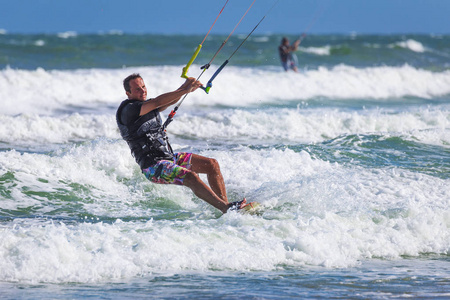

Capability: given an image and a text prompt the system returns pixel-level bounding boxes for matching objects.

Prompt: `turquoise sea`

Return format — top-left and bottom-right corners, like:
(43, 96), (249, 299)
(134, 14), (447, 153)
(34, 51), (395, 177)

(0, 32), (449, 299)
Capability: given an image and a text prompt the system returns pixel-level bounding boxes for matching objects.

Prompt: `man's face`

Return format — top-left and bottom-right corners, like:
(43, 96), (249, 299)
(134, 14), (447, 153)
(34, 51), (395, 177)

(126, 77), (147, 101)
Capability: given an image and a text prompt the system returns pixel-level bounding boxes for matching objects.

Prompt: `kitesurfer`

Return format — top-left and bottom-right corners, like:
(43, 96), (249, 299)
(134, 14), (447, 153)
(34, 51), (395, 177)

(278, 35), (305, 72)
(116, 74), (247, 213)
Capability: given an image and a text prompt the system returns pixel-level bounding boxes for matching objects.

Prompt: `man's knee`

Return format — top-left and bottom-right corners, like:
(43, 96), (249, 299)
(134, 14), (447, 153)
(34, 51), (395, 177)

(208, 158), (220, 172)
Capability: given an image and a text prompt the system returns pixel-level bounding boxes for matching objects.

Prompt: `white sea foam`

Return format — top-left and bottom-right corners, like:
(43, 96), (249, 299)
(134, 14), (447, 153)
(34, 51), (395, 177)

(0, 114), (119, 147)
(34, 39), (45, 47)
(173, 107), (450, 147)
(0, 105), (448, 149)
(251, 36), (270, 43)
(0, 142), (448, 282)
(1, 65), (449, 116)
(301, 45), (331, 55)
(391, 39), (426, 53)
(57, 31), (78, 39)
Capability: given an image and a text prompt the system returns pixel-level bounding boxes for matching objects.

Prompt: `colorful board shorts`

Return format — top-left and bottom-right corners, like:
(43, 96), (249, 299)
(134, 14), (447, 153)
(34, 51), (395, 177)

(142, 152), (192, 185)
(281, 53), (298, 71)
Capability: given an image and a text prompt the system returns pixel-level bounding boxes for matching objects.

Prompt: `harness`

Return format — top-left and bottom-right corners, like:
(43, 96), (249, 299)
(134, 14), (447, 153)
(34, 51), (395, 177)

(116, 99), (174, 169)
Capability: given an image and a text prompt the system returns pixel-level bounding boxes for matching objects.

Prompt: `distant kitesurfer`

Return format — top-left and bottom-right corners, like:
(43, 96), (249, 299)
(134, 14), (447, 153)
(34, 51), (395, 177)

(116, 74), (248, 213)
(278, 34), (306, 72)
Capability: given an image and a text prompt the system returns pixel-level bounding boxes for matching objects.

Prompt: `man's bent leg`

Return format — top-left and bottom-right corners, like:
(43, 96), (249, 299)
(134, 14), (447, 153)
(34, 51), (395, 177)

(190, 154), (228, 203)
(183, 171), (229, 213)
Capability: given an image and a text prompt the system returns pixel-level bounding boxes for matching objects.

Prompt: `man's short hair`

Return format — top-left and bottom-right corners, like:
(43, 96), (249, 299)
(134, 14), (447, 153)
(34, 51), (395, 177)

(123, 73), (142, 93)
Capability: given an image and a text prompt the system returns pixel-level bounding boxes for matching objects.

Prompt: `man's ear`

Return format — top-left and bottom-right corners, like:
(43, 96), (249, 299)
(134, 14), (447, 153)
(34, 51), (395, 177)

(126, 91), (131, 98)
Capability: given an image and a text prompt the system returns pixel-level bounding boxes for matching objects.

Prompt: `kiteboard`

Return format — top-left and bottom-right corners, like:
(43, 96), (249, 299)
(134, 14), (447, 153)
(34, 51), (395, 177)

(239, 201), (262, 215)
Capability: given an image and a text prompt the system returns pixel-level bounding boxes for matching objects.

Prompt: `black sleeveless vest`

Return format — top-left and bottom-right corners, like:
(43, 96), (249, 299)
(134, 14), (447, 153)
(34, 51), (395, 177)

(116, 99), (174, 169)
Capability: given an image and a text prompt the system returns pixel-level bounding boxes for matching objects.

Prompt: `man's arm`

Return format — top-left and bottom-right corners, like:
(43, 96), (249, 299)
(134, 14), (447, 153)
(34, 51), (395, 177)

(293, 33), (306, 50)
(292, 39), (301, 51)
(139, 77), (202, 116)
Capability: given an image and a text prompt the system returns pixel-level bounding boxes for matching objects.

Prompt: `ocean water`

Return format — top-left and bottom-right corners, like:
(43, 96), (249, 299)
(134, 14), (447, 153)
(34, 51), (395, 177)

(0, 32), (449, 299)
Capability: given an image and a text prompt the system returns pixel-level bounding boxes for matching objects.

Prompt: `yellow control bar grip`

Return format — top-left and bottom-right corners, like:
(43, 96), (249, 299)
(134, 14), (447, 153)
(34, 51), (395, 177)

(181, 44), (202, 78)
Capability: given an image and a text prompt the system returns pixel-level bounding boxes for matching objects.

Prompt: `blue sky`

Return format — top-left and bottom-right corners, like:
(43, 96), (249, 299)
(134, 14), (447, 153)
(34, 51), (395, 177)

(1, 0), (449, 35)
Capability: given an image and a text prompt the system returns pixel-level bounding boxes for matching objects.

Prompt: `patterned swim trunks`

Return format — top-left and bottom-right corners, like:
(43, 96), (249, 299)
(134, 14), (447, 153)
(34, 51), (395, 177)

(142, 152), (192, 185)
